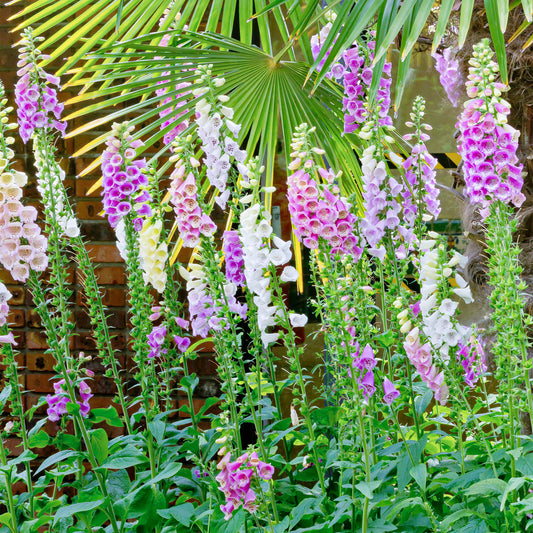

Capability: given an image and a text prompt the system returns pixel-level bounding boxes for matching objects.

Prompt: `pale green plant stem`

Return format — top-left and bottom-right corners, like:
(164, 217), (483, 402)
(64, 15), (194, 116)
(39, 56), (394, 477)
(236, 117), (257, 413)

(0, 439), (18, 533)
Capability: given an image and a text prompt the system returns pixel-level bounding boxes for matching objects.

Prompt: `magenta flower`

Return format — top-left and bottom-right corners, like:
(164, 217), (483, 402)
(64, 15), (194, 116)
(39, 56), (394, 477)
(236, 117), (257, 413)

(46, 378), (93, 422)
(457, 39), (525, 216)
(382, 378), (400, 405)
(101, 124), (151, 229)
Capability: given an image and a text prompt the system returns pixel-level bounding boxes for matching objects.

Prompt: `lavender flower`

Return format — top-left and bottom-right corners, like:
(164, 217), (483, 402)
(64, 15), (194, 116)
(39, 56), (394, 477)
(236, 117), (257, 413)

(147, 325), (167, 359)
(432, 47), (463, 107)
(382, 378), (400, 405)
(223, 230), (245, 286)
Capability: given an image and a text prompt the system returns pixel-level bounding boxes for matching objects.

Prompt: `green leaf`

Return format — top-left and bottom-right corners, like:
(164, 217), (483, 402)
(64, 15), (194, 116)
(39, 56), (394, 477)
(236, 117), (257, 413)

(375, 330), (395, 348)
(53, 499), (104, 525)
(432, 0), (455, 51)
(90, 428), (109, 464)
(500, 477), (525, 511)
(386, 497), (424, 520)
(90, 407), (124, 427)
(157, 503), (194, 527)
(440, 509), (476, 531)
(410, 463), (427, 492)
(516, 455), (533, 475)
(373, 0), (417, 64)
(35, 450), (80, 475)
(99, 445), (148, 469)
(415, 389), (433, 415)
(0, 385), (12, 411)
(355, 480), (381, 499)
(464, 478), (508, 497)
(290, 498), (317, 528)
(310, 406), (343, 426)
(400, 0), (436, 60)
(485, 0), (508, 83)
(28, 431), (50, 449)
(0, 513), (12, 528)
(459, 0), (475, 48)
(66, 401), (81, 416)
(149, 462), (182, 485)
(147, 419), (166, 445)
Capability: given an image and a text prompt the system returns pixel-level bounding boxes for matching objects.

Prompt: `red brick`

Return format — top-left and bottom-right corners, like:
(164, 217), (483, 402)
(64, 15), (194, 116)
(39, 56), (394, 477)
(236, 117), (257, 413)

(26, 373), (55, 394)
(87, 245), (123, 263)
(77, 200), (104, 220)
(76, 178), (102, 198)
(7, 286), (24, 305)
(26, 331), (49, 350)
(7, 308), (24, 328)
(94, 266), (125, 285)
(27, 352), (56, 372)
(187, 355), (217, 376)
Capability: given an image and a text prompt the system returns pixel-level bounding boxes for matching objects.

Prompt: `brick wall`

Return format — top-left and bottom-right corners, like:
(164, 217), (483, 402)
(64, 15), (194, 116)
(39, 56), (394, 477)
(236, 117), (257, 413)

(0, 3), (225, 441)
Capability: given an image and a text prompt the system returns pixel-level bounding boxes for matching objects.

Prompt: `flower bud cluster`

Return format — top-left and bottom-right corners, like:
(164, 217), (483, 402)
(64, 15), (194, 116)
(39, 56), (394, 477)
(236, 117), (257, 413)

(216, 451), (274, 520)
(101, 122), (150, 229)
(33, 135), (80, 238)
(287, 124), (360, 257)
(155, 9), (190, 146)
(402, 97), (441, 227)
(432, 47), (463, 107)
(457, 39), (525, 217)
(15, 28), (66, 143)
(169, 135), (217, 247)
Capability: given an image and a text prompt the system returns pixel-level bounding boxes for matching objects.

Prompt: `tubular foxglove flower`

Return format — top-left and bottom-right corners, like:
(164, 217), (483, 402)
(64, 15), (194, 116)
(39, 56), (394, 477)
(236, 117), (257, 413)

(287, 124), (360, 258)
(432, 47), (463, 107)
(382, 378), (400, 405)
(101, 122), (150, 230)
(15, 29), (66, 143)
(0, 85), (48, 279)
(457, 39), (525, 217)
(139, 218), (168, 293)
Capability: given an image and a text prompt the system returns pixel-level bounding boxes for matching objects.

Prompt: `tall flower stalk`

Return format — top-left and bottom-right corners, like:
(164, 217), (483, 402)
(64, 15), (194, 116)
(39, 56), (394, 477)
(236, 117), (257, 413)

(458, 39), (532, 445)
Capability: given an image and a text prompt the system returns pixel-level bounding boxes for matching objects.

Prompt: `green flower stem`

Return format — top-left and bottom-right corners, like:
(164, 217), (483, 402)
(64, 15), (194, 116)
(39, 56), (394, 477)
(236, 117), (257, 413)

(268, 265), (327, 496)
(0, 438), (18, 533)
(71, 238), (133, 434)
(123, 215), (155, 419)
(201, 239), (282, 522)
(0, 331), (35, 517)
